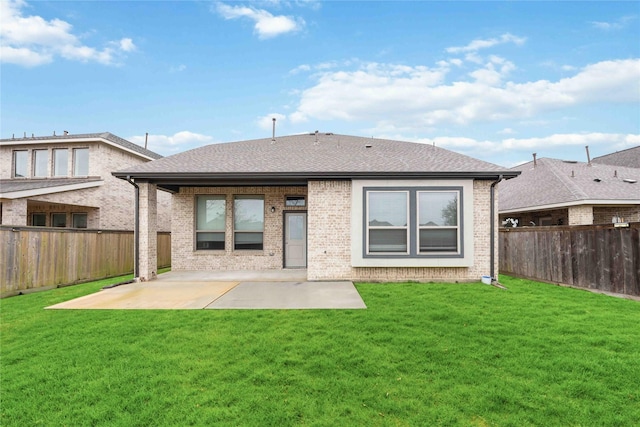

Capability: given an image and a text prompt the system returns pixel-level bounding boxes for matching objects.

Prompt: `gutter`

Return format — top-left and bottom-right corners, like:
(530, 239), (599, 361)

(124, 175), (140, 280)
(490, 175), (504, 284)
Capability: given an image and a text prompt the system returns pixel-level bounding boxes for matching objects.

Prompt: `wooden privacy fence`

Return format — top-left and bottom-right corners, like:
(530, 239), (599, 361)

(1, 227), (170, 297)
(499, 223), (640, 296)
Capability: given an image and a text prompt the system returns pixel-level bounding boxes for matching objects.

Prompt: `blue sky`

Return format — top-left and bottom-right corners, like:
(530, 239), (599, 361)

(1, 0), (639, 167)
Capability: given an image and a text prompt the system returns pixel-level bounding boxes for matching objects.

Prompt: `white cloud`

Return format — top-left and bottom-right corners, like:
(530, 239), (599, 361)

(215, 2), (304, 39)
(0, 0), (135, 67)
(445, 33), (526, 54)
(289, 58), (640, 128)
(257, 113), (287, 131)
(129, 131), (216, 155)
(591, 15), (636, 31)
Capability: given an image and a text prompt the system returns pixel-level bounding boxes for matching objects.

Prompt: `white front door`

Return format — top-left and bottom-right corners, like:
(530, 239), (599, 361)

(285, 212), (307, 268)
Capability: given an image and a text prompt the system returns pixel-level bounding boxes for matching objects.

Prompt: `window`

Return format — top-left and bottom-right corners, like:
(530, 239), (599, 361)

(285, 196), (306, 207)
(53, 149), (68, 176)
(33, 149), (49, 177)
(367, 191), (409, 253)
(364, 187), (462, 258)
(72, 213), (88, 228)
(234, 195), (264, 250)
(13, 151), (28, 177)
(73, 148), (89, 176)
(51, 213), (66, 227)
(195, 195), (225, 250)
(418, 191), (459, 253)
(32, 213), (46, 227)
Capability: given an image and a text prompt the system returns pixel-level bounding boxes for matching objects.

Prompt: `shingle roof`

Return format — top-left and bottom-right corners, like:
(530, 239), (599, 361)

(592, 146), (640, 169)
(0, 132), (162, 160)
(0, 177), (102, 194)
(114, 133), (514, 178)
(499, 157), (640, 212)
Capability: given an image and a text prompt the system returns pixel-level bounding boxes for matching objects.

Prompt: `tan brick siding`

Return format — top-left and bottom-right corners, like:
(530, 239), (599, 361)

(307, 180), (353, 280)
(171, 186), (307, 271)
(593, 205), (639, 224)
(568, 205), (594, 225)
(1, 141), (171, 231)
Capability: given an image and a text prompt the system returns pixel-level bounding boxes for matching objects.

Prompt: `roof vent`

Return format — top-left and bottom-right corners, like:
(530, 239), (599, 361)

(623, 179), (637, 184)
(64, 130), (69, 135)
(563, 160), (578, 164)
(593, 178), (601, 182)
(365, 143), (372, 148)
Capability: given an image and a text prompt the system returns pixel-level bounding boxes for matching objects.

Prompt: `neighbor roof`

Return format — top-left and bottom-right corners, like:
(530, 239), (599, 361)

(0, 177), (103, 200)
(499, 157), (640, 213)
(592, 146), (640, 169)
(113, 133), (518, 190)
(0, 132), (162, 160)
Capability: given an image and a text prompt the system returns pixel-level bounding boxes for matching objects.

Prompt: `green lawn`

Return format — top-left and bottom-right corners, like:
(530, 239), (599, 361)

(1, 275), (639, 426)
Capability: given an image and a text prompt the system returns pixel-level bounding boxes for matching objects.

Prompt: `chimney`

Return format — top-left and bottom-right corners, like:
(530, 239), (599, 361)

(272, 118), (276, 142)
(533, 153), (537, 168)
(586, 145), (591, 166)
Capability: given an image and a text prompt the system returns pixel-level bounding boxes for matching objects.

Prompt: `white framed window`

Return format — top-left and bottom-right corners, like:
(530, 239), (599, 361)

(72, 213), (88, 229)
(366, 191), (409, 254)
(51, 213), (67, 227)
(53, 149), (68, 177)
(33, 149), (49, 177)
(195, 195), (226, 250)
(234, 195), (264, 250)
(73, 148), (89, 176)
(418, 191), (460, 253)
(13, 150), (28, 178)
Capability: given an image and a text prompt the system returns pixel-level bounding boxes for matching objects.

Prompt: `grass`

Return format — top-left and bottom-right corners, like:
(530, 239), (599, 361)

(1, 275), (639, 426)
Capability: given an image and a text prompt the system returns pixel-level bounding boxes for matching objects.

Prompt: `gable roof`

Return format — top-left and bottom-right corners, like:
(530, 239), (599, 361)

(499, 157), (640, 213)
(592, 146), (640, 169)
(0, 132), (162, 161)
(113, 133), (518, 190)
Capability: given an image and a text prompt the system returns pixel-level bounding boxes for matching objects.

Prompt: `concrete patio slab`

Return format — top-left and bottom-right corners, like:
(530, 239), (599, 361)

(47, 281), (239, 310)
(207, 281), (367, 309)
(156, 269), (308, 282)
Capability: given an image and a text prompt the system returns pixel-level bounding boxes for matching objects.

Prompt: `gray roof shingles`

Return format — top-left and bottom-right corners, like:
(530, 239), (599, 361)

(114, 133), (513, 176)
(0, 177), (102, 194)
(499, 157), (640, 212)
(0, 132), (162, 160)
(592, 146), (640, 169)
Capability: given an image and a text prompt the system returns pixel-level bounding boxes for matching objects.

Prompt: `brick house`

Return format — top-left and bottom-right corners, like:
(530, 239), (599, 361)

(499, 156), (640, 227)
(114, 133), (518, 282)
(0, 132), (171, 231)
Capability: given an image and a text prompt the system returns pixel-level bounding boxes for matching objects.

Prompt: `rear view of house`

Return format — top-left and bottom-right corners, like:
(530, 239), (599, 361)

(114, 133), (519, 282)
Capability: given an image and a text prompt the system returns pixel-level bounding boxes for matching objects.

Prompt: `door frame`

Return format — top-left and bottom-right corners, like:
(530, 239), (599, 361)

(283, 210), (307, 268)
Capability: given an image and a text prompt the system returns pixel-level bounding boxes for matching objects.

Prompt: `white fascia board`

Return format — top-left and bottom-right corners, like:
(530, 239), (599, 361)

(0, 181), (104, 199)
(500, 199), (640, 214)
(1, 137), (157, 161)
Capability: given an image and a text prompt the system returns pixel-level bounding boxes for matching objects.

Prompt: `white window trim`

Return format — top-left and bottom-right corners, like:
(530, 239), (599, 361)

(351, 179), (475, 268)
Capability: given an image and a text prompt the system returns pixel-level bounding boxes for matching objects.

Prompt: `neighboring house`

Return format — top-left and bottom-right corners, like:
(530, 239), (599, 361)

(113, 133), (518, 282)
(499, 157), (640, 227)
(592, 145), (640, 169)
(0, 132), (171, 231)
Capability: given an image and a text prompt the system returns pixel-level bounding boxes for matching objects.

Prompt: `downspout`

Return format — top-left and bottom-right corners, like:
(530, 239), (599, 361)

(124, 175), (140, 280)
(490, 175), (504, 283)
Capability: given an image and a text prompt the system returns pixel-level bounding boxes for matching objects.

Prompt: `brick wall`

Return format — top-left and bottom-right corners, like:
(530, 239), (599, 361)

(593, 205), (639, 224)
(568, 205), (594, 225)
(307, 180), (353, 280)
(0, 141), (171, 231)
(171, 186), (307, 271)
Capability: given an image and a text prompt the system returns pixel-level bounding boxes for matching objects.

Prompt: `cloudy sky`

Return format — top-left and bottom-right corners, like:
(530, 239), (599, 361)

(1, 0), (638, 167)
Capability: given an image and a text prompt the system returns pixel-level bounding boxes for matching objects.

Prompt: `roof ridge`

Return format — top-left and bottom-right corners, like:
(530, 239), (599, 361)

(544, 158), (589, 201)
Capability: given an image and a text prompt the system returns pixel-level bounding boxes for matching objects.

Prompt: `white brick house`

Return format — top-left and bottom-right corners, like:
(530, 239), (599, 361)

(0, 132), (171, 231)
(114, 133), (518, 282)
